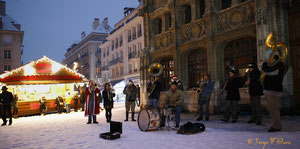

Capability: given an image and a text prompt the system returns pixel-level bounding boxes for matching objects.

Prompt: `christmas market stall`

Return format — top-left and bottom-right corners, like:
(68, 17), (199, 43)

(0, 56), (87, 116)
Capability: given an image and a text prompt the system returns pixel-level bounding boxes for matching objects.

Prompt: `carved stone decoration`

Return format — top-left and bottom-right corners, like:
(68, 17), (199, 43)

(216, 1), (255, 33)
(256, 8), (268, 25)
(153, 30), (175, 50)
(180, 18), (207, 42)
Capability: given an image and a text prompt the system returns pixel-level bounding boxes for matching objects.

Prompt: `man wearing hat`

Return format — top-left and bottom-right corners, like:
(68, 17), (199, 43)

(169, 75), (184, 91)
(262, 55), (286, 132)
(161, 82), (184, 128)
(220, 67), (244, 123)
(0, 86), (14, 126)
(245, 63), (263, 125)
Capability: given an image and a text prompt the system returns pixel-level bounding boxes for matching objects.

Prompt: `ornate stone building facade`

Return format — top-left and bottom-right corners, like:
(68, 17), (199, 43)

(0, 1), (24, 75)
(139, 0), (300, 113)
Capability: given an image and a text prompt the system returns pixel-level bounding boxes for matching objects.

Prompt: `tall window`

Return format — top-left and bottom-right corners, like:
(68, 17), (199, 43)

(222, 0), (232, 10)
(188, 49), (207, 88)
(132, 27), (137, 40)
(4, 50), (11, 59)
(115, 38), (119, 49)
(4, 65), (11, 71)
(224, 37), (257, 77)
(165, 13), (172, 30)
(196, 0), (206, 19)
(184, 5), (192, 24)
(157, 18), (162, 34)
(107, 47), (109, 56)
(160, 58), (174, 91)
(111, 40), (115, 50)
(120, 35), (123, 46)
(128, 30), (132, 42)
(138, 24), (142, 37)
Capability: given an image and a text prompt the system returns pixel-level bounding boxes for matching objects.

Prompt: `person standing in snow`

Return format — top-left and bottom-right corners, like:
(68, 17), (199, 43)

(40, 96), (47, 116)
(102, 83), (115, 123)
(65, 92), (72, 113)
(0, 86), (13, 126)
(12, 94), (19, 116)
(73, 92), (79, 112)
(85, 80), (100, 124)
(55, 95), (64, 114)
(220, 67), (244, 123)
(123, 80), (137, 121)
(80, 86), (86, 111)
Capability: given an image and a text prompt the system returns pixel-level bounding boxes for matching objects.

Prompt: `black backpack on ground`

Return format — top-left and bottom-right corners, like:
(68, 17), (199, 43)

(177, 122), (205, 135)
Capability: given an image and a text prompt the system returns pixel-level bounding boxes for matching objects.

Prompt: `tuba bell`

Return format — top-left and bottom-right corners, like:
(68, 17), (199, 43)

(260, 32), (288, 84)
(148, 63), (163, 77)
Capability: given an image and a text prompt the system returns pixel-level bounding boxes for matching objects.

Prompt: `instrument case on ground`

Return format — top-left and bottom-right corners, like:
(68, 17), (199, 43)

(99, 121), (122, 140)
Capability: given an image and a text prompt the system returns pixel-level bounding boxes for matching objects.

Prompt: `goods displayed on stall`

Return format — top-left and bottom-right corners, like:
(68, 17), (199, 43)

(0, 56), (87, 116)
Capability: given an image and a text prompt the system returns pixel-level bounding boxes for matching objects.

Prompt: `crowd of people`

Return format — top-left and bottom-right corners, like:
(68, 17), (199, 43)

(0, 55), (285, 132)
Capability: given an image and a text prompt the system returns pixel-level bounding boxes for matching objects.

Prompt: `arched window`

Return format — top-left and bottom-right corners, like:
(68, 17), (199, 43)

(188, 49), (207, 88)
(224, 37), (257, 77)
(160, 57), (174, 91)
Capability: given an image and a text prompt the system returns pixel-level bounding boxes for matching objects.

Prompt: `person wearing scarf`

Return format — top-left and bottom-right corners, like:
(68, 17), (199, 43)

(220, 68), (244, 123)
(85, 80), (100, 124)
(102, 83), (115, 123)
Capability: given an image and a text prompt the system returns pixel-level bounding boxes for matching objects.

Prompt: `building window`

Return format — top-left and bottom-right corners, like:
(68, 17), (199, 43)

(128, 30), (132, 42)
(115, 38), (119, 49)
(160, 57), (174, 91)
(129, 64), (133, 73)
(132, 27), (137, 40)
(184, 5), (192, 24)
(157, 18), (162, 34)
(103, 49), (106, 58)
(188, 49), (207, 88)
(4, 50), (11, 59)
(165, 13), (172, 30)
(112, 69), (115, 78)
(196, 0), (206, 19)
(138, 24), (142, 37)
(4, 65), (11, 71)
(111, 40), (115, 50)
(120, 35), (123, 46)
(107, 47), (109, 56)
(3, 35), (13, 43)
(222, 0), (232, 10)
(224, 37), (257, 77)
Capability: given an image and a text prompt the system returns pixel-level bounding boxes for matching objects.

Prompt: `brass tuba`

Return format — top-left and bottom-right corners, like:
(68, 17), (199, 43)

(260, 32), (288, 84)
(147, 63), (163, 95)
(148, 63), (163, 76)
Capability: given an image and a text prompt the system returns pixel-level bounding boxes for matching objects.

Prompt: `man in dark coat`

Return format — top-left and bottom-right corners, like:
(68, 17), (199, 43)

(0, 86), (14, 126)
(147, 76), (162, 108)
(55, 95), (64, 114)
(262, 55), (285, 132)
(102, 83), (115, 123)
(123, 80), (137, 121)
(245, 63), (263, 125)
(220, 68), (244, 123)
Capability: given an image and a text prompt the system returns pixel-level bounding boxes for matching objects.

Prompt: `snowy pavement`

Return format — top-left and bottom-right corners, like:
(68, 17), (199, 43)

(1, 102), (300, 149)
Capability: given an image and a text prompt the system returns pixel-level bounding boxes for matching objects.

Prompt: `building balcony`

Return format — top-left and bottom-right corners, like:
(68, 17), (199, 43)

(128, 53), (139, 59)
(153, 29), (175, 51)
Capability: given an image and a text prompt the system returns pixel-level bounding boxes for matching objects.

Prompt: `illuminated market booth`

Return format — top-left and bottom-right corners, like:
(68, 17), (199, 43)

(0, 56), (87, 116)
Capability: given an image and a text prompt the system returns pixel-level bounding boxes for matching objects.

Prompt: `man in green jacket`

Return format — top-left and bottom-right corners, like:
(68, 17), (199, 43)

(161, 82), (184, 128)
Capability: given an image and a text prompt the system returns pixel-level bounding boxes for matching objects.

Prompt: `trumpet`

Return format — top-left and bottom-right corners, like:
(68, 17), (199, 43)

(193, 81), (204, 93)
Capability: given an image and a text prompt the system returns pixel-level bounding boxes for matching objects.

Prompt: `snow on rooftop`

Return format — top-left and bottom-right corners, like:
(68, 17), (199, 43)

(0, 14), (21, 31)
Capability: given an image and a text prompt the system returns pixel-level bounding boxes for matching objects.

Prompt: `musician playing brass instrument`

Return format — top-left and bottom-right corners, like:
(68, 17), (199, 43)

(147, 76), (162, 108)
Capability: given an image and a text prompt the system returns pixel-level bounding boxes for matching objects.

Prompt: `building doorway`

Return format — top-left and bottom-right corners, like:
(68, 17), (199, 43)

(188, 49), (207, 89)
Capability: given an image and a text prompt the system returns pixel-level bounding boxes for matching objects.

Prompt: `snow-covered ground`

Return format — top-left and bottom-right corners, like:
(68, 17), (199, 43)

(1, 102), (300, 149)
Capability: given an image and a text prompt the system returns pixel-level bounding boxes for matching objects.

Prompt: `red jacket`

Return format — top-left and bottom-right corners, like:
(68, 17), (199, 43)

(85, 87), (100, 116)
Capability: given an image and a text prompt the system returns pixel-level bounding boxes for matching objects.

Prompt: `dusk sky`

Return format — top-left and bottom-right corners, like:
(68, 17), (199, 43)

(5, 0), (139, 64)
